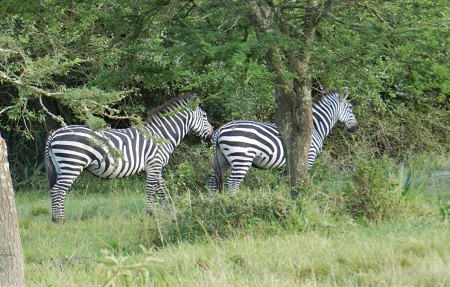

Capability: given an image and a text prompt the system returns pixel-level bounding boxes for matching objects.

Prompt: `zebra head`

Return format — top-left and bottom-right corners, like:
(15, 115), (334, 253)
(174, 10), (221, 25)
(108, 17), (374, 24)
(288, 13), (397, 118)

(338, 89), (358, 133)
(187, 97), (214, 141)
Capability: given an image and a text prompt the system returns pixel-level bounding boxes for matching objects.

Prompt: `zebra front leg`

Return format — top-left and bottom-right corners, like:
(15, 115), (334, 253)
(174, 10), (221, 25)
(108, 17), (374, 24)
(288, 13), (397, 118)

(145, 169), (168, 215)
(308, 139), (322, 168)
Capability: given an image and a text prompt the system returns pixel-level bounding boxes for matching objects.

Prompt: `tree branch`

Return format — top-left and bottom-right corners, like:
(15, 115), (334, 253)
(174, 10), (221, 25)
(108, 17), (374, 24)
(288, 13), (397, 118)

(0, 71), (62, 98)
(0, 48), (19, 54)
(38, 96), (67, 128)
(356, 2), (394, 31)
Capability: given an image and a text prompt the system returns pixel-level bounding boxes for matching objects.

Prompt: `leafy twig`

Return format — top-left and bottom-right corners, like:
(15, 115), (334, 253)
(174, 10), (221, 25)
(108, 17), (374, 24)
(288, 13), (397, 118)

(38, 96), (67, 128)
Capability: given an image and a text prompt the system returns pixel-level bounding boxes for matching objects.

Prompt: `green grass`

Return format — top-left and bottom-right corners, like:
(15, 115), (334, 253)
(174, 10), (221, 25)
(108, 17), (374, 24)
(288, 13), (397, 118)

(156, 225), (450, 287)
(15, 154), (450, 286)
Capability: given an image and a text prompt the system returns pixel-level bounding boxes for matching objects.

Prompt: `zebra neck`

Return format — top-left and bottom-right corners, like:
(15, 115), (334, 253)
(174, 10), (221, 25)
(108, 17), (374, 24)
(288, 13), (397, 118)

(312, 105), (339, 140)
(145, 117), (189, 148)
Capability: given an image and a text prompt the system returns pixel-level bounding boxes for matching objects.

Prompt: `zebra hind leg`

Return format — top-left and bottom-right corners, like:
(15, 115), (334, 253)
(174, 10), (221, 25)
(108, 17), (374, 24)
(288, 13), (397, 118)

(50, 175), (79, 222)
(209, 173), (220, 193)
(225, 163), (252, 192)
(157, 174), (168, 210)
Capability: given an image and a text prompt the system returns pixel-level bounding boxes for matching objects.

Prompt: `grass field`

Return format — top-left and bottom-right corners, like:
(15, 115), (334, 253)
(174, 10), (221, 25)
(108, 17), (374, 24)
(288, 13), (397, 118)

(15, 154), (450, 286)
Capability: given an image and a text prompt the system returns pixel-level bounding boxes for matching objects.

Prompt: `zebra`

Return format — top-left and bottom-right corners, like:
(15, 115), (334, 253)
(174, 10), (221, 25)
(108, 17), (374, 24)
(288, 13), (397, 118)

(45, 93), (213, 222)
(209, 90), (358, 192)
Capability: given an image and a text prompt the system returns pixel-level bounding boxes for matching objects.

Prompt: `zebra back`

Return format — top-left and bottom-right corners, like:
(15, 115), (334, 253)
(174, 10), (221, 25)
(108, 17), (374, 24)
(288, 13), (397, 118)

(145, 93), (213, 143)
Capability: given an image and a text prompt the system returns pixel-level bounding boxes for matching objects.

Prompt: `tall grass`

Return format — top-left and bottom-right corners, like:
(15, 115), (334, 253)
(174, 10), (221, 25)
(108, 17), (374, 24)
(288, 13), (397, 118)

(155, 225), (450, 286)
(15, 153), (450, 286)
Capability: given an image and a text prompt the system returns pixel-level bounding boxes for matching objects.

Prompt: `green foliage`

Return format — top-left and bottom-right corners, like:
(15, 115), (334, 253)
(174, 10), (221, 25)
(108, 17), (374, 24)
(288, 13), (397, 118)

(344, 156), (403, 222)
(16, 153), (450, 286)
(439, 201), (450, 221)
(140, 154), (443, 246)
(151, 189), (301, 246)
(314, 1), (449, 100)
(1, 0), (449, 184)
(307, 1), (450, 165)
(163, 141), (213, 194)
(308, 154), (440, 227)
(29, 206), (50, 217)
(397, 163), (427, 199)
(96, 245), (166, 287)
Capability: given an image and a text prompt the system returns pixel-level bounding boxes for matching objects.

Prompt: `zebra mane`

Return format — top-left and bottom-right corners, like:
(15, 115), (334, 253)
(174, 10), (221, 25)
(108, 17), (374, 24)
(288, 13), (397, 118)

(313, 89), (341, 104)
(146, 93), (198, 123)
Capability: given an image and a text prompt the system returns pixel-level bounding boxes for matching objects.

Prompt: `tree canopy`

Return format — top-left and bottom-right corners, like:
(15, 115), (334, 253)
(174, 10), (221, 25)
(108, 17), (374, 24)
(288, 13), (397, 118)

(0, 0), (449, 183)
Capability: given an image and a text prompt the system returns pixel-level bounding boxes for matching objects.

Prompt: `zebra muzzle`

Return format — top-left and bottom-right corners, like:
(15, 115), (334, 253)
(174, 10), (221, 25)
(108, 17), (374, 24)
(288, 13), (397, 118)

(348, 123), (358, 133)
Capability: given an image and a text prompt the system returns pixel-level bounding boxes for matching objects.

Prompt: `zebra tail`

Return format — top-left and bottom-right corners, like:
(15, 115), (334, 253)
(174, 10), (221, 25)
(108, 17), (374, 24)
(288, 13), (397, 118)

(44, 133), (57, 189)
(212, 136), (224, 192)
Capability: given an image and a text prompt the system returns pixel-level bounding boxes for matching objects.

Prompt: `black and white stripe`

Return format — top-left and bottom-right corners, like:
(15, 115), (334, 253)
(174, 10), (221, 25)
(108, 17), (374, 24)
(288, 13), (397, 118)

(209, 90), (358, 192)
(45, 93), (213, 222)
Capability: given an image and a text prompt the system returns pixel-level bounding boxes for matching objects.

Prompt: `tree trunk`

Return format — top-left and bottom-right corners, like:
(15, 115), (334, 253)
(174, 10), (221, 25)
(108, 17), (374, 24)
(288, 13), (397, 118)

(250, 2), (314, 197)
(0, 134), (26, 287)
(265, 46), (313, 198)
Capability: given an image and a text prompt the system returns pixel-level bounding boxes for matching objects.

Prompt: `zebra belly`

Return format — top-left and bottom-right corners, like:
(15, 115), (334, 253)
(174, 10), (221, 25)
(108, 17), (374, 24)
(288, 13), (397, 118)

(253, 153), (286, 169)
(223, 146), (285, 170)
(85, 155), (146, 179)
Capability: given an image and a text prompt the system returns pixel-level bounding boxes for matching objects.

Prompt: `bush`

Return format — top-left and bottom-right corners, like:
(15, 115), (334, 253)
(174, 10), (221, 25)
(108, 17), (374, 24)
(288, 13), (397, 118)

(343, 156), (403, 222)
(165, 140), (214, 194)
(143, 189), (302, 246)
(134, 154), (441, 247)
(96, 245), (167, 287)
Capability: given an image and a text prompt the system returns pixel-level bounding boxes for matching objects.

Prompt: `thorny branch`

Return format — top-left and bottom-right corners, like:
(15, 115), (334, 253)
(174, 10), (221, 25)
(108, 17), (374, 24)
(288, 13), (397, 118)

(0, 70), (63, 98)
(38, 96), (67, 128)
(0, 70), (138, 126)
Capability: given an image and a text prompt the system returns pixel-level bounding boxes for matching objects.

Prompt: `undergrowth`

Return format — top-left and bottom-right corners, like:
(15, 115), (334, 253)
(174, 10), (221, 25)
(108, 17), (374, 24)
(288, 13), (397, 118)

(127, 155), (439, 247)
(96, 154), (445, 286)
(16, 152), (449, 286)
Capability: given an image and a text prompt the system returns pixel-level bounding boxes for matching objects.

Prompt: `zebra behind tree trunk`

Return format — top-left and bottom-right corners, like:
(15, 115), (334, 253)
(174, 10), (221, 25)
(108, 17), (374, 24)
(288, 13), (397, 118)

(45, 93), (213, 222)
(209, 90), (358, 192)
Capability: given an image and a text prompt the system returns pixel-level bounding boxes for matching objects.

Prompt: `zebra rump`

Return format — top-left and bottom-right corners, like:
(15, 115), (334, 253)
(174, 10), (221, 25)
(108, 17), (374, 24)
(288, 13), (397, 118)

(209, 121), (286, 192)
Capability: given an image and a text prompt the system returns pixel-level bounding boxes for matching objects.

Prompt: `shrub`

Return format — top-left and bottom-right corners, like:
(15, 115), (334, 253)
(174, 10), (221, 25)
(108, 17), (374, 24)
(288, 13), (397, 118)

(439, 201), (450, 221)
(96, 245), (167, 287)
(165, 141), (214, 194)
(146, 189), (302, 246)
(343, 156), (403, 222)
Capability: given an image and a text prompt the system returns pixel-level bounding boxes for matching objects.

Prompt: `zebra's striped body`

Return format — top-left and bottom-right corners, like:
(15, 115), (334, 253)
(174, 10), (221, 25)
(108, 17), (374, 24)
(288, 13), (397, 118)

(45, 93), (213, 222)
(209, 90), (358, 192)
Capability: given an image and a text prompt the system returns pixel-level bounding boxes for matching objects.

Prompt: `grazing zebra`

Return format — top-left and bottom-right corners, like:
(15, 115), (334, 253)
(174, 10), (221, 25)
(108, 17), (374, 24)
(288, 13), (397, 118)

(209, 90), (358, 192)
(45, 93), (213, 222)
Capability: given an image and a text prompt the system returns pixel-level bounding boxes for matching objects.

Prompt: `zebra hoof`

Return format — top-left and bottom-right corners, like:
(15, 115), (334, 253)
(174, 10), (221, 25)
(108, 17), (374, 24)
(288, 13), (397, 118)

(290, 189), (299, 200)
(52, 215), (67, 223)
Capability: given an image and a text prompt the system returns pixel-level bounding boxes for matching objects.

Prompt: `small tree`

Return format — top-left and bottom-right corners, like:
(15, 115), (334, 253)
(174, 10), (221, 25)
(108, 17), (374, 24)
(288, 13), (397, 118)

(0, 134), (25, 287)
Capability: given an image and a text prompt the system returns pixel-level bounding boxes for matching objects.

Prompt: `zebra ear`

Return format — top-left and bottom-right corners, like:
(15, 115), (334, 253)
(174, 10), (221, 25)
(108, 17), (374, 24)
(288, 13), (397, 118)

(184, 92), (200, 105)
(342, 88), (350, 102)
